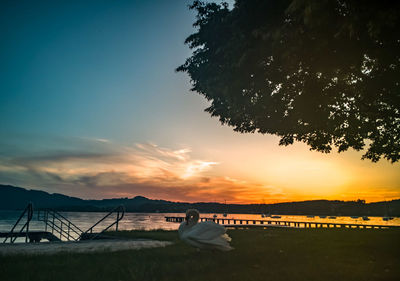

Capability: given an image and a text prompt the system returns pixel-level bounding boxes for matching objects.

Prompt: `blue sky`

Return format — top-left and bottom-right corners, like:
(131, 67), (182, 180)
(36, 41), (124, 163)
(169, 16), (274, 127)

(1, 0), (198, 142)
(1, 0), (399, 202)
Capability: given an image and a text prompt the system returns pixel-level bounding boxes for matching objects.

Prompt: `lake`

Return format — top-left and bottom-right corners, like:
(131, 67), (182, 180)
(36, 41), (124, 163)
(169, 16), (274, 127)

(1, 211), (399, 242)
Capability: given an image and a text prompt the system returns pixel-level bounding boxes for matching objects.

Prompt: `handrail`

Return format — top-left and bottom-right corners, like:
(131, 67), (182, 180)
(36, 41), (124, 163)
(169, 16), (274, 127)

(79, 205), (125, 240)
(39, 209), (83, 235)
(38, 209), (83, 241)
(3, 203), (33, 243)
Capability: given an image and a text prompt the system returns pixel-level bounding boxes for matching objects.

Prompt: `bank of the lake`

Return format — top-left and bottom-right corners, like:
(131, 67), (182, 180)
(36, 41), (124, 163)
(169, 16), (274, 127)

(1, 211), (399, 236)
(0, 228), (399, 281)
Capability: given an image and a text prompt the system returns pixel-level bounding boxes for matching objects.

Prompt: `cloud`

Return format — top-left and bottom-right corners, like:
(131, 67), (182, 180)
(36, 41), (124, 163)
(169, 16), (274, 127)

(0, 136), (288, 203)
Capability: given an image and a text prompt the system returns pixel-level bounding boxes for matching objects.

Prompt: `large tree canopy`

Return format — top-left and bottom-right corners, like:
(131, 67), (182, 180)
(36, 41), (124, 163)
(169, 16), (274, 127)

(177, 0), (400, 162)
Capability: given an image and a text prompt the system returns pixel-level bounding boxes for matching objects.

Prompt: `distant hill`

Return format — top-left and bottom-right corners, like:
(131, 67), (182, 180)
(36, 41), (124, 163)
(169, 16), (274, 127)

(0, 184), (399, 216)
(0, 185), (86, 210)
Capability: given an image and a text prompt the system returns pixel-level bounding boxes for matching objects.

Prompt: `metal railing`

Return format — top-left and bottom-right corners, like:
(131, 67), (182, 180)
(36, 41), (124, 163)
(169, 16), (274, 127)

(79, 205), (125, 240)
(3, 203), (33, 243)
(38, 209), (83, 241)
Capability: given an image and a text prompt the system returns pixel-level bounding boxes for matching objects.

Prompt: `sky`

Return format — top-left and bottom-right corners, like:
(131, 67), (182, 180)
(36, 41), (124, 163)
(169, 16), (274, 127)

(0, 0), (399, 204)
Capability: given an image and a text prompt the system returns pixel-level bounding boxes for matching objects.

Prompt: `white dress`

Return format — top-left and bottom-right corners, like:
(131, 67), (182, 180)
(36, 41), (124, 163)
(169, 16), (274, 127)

(179, 220), (233, 251)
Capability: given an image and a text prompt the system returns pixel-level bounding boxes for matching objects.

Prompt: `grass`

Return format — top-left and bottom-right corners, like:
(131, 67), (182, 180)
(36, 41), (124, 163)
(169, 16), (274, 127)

(0, 228), (399, 281)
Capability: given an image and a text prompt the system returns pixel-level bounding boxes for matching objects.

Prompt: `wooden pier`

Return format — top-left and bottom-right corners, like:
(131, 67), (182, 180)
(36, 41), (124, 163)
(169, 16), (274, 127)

(165, 216), (400, 229)
(0, 231), (61, 242)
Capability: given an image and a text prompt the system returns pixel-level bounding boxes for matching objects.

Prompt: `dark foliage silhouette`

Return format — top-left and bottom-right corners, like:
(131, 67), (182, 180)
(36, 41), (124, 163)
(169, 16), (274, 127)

(178, 0), (400, 162)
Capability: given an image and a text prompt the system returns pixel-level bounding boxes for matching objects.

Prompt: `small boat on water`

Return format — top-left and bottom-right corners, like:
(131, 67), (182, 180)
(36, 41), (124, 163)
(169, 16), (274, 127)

(362, 216), (370, 221)
(222, 200), (228, 217)
(350, 216), (359, 219)
(382, 217), (394, 221)
(319, 215), (327, 219)
(271, 215), (281, 219)
(382, 201), (394, 221)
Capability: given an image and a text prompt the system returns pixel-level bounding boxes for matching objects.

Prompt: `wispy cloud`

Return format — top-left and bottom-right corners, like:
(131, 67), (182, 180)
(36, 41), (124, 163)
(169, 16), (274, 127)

(0, 136), (285, 202)
(2, 136), (397, 203)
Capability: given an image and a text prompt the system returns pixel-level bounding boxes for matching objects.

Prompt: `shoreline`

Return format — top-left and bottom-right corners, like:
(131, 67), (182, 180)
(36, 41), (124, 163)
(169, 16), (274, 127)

(0, 238), (172, 256)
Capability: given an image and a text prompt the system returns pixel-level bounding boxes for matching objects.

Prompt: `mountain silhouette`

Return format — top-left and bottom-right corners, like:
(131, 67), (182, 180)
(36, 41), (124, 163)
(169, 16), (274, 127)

(0, 184), (399, 216)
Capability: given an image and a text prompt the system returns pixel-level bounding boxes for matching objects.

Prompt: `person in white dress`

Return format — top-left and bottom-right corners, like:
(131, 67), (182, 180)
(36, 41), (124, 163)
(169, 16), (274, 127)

(178, 209), (233, 251)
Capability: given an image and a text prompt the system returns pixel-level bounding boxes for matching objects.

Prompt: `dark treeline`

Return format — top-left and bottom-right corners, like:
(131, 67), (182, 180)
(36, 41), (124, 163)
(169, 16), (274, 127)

(1, 184), (399, 216)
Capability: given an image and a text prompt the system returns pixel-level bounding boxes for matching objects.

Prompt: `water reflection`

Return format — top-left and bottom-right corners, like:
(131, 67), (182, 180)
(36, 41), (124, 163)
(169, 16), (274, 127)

(1, 211), (399, 237)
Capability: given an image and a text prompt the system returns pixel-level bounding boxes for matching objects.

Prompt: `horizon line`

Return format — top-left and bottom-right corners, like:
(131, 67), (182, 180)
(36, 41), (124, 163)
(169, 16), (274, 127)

(1, 184), (399, 205)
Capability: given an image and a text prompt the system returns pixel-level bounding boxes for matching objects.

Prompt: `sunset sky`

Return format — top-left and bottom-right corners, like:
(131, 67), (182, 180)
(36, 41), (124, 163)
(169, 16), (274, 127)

(1, 0), (399, 203)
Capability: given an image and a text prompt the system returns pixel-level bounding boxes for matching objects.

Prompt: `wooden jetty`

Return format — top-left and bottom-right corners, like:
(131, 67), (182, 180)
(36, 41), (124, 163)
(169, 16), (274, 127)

(0, 231), (61, 243)
(165, 216), (400, 229)
(3, 203), (125, 244)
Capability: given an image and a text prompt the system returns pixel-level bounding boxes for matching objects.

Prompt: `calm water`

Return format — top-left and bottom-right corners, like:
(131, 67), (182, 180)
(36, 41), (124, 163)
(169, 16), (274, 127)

(1, 211), (399, 241)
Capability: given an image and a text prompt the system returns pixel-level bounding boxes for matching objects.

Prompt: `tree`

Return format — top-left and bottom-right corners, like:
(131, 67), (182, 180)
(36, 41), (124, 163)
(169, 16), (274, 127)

(177, 0), (400, 162)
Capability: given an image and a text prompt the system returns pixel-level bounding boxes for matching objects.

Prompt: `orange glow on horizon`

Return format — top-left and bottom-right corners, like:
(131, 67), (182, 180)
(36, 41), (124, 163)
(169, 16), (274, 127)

(1, 138), (399, 203)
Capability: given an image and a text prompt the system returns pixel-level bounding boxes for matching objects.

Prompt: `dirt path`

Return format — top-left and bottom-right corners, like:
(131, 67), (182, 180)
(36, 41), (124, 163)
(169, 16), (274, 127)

(0, 239), (173, 256)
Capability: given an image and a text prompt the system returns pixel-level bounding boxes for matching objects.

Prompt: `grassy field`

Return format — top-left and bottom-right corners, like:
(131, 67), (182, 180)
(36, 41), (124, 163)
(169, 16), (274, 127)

(0, 228), (399, 281)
